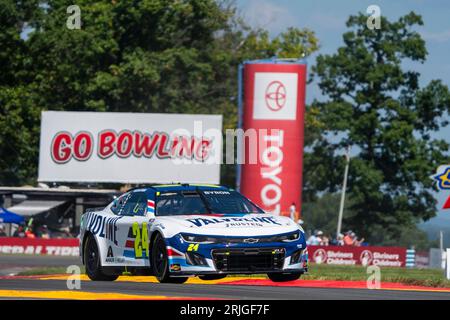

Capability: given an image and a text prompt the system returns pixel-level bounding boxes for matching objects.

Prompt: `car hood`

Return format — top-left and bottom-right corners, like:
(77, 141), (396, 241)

(156, 213), (300, 237)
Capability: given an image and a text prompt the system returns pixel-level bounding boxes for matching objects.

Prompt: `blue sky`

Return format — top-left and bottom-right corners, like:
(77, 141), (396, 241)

(236, 0), (450, 227)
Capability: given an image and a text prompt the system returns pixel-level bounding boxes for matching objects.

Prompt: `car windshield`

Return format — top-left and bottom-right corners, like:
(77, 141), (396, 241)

(155, 189), (264, 216)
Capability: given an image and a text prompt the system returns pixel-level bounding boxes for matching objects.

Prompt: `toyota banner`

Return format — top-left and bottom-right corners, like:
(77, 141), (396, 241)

(238, 59), (307, 216)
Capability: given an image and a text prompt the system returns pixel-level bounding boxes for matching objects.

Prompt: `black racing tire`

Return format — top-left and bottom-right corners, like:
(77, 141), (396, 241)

(267, 272), (301, 282)
(151, 233), (188, 284)
(199, 275), (227, 281)
(84, 235), (118, 281)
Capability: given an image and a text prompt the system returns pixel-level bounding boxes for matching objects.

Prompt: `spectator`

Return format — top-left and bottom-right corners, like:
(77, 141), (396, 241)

(351, 232), (365, 246)
(343, 231), (354, 246)
(336, 233), (345, 246)
(0, 224), (6, 237)
(39, 225), (51, 239)
(13, 225), (26, 238)
(320, 234), (330, 246)
(289, 202), (297, 222)
(25, 227), (36, 239)
(329, 236), (338, 246)
(307, 230), (321, 245)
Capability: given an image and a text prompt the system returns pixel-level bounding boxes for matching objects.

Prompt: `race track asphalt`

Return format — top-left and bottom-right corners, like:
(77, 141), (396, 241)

(1, 277), (450, 300)
(0, 254), (80, 276)
(1, 254), (450, 300)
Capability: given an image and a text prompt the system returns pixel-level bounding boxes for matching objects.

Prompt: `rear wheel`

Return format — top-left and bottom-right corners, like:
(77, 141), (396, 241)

(84, 235), (118, 281)
(151, 233), (188, 284)
(267, 272), (301, 282)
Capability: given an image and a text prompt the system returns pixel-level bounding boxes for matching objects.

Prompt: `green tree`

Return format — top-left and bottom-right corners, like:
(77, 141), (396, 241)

(302, 193), (356, 238)
(0, 0), (319, 186)
(309, 12), (450, 244)
(0, 0), (42, 185)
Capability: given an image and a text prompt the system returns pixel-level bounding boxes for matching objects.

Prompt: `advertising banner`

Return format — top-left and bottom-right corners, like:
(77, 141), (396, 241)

(308, 246), (407, 267)
(38, 111), (222, 184)
(239, 60), (307, 216)
(0, 238), (79, 256)
(415, 251), (430, 268)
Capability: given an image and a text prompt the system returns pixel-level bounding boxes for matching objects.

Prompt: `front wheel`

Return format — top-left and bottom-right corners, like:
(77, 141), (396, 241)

(151, 234), (188, 284)
(84, 235), (118, 281)
(267, 272), (301, 282)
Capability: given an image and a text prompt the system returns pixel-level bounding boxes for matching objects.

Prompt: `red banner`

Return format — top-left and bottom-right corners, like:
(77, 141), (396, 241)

(240, 62), (307, 217)
(0, 238), (80, 256)
(308, 246), (407, 267)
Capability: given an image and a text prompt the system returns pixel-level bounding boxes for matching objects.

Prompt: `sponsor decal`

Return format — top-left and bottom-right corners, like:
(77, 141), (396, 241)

(203, 191), (230, 195)
(84, 212), (122, 246)
(106, 246), (114, 263)
(123, 222), (149, 259)
(186, 216), (282, 228)
(170, 264), (181, 272)
(187, 244), (199, 252)
(147, 199), (155, 215)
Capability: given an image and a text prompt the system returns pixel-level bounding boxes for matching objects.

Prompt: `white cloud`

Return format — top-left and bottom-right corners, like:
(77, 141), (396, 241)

(421, 30), (450, 43)
(240, 0), (296, 34)
(306, 12), (346, 30)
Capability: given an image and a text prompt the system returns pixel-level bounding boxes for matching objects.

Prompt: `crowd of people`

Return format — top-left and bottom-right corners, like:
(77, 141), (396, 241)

(306, 230), (365, 247)
(0, 223), (73, 239)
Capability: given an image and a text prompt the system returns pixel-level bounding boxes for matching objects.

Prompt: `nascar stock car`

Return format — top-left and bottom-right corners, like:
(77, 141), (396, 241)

(79, 184), (308, 283)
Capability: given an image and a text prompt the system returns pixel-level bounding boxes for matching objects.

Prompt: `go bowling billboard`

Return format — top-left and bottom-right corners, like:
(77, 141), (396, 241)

(38, 111), (222, 184)
(238, 59), (307, 217)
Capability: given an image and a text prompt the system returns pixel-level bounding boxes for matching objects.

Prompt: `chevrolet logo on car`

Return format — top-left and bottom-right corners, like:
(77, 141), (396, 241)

(243, 238), (259, 244)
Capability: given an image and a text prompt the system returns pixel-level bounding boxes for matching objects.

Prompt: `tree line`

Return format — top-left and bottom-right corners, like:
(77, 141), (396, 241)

(1, 1), (449, 248)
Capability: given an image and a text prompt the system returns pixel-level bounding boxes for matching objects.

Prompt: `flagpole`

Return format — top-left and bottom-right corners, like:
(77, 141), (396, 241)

(337, 146), (351, 238)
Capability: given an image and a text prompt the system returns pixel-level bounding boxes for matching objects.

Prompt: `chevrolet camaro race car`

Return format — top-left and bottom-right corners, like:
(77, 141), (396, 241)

(79, 184), (308, 283)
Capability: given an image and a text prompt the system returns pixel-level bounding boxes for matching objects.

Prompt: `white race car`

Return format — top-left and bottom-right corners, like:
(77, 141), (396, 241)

(79, 184), (308, 283)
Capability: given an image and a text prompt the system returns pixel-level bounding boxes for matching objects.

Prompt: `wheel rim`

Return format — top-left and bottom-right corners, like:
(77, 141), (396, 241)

(154, 238), (167, 276)
(86, 238), (98, 273)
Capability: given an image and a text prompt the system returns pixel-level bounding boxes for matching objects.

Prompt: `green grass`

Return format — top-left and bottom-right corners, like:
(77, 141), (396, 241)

(17, 263), (450, 288)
